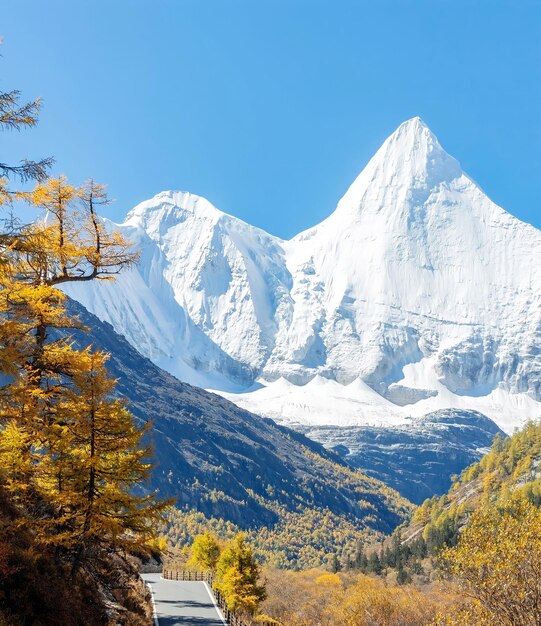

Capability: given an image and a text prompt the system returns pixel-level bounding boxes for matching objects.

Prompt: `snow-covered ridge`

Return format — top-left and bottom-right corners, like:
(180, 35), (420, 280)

(63, 117), (541, 434)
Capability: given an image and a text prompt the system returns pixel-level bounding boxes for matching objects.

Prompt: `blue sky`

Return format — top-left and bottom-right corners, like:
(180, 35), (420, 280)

(1, 0), (540, 238)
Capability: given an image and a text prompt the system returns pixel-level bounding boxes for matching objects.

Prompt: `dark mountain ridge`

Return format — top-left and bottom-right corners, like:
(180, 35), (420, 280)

(61, 299), (411, 537)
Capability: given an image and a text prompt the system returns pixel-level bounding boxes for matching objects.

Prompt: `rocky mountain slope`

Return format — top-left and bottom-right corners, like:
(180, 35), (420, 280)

(302, 409), (503, 504)
(63, 117), (541, 437)
(62, 299), (411, 543)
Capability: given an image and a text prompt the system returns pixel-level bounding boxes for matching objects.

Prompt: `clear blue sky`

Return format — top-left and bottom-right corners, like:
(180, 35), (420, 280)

(2, 0), (540, 238)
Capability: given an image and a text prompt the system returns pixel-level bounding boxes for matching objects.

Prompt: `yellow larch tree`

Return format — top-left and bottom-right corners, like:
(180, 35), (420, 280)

(35, 350), (165, 556)
(214, 533), (266, 617)
(434, 496), (541, 626)
(0, 80), (164, 572)
(188, 532), (222, 571)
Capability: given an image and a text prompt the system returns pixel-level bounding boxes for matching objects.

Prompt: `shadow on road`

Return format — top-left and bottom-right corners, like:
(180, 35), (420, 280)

(157, 599), (215, 609)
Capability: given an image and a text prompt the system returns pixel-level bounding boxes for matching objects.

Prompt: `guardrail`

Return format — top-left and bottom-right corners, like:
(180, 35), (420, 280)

(162, 569), (278, 626)
(163, 570), (213, 582)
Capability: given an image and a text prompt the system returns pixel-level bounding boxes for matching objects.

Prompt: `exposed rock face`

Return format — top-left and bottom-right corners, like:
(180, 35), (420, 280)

(302, 409), (504, 504)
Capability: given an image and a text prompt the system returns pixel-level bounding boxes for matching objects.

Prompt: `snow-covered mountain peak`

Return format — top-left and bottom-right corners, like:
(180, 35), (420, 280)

(124, 190), (227, 236)
(390, 115), (436, 143)
(326, 117), (463, 227)
(64, 118), (541, 435)
(378, 116), (457, 172)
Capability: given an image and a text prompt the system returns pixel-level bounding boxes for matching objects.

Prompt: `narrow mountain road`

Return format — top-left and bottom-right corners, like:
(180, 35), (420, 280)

(142, 573), (226, 626)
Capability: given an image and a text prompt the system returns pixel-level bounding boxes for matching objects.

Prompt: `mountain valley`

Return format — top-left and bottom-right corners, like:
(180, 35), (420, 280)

(62, 117), (541, 500)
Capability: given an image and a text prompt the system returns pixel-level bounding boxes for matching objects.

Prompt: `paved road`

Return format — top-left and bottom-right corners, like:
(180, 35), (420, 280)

(142, 573), (226, 626)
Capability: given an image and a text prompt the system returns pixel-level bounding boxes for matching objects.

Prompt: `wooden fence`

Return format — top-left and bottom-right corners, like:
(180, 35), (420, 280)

(163, 570), (213, 583)
(162, 569), (278, 626)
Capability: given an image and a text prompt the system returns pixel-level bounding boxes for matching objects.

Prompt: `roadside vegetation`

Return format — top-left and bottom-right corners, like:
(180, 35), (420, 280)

(175, 531), (269, 621)
(0, 77), (166, 625)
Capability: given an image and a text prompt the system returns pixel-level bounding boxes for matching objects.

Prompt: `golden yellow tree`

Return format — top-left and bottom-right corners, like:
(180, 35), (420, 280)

(435, 496), (541, 626)
(0, 216), (162, 555)
(188, 532), (222, 571)
(34, 350), (165, 554)
(0, 175), (137, 408)
(214, 533), (266, 616)
(0, 421), (34, 502)
(0, 76), (165, 624)
(0, 89), (161, 568)
(0, 173), (138, 455)
(23, 177), (138, 286)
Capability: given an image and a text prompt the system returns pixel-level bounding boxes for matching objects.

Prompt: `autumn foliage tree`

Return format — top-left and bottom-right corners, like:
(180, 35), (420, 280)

(214, 533), (266, 617)
(0, 74), (164, 603)
(434, 496), (541, 626)
(261, 568), (447, 626)
(33, 349), (164, 560)
(185, 531), (266, 617)
(188, 532), (222, 571)
(0, 183), (150, 552)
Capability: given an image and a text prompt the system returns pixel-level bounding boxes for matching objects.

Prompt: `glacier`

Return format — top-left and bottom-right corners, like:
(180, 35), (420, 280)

(63, 117), (541, 436)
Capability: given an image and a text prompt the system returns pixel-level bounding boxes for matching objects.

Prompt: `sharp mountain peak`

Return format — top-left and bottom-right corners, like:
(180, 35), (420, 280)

(122, 117), (466, 239)
(63, 116), (541, 437)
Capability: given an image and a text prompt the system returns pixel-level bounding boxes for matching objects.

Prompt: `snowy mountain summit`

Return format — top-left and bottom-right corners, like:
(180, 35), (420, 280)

(65, 118), (541, 434)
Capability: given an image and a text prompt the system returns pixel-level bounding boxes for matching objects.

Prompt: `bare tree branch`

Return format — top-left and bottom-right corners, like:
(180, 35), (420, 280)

(0, 157), (55, 182)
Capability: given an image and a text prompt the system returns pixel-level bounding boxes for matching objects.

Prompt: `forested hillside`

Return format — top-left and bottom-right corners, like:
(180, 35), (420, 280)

(344, 420), (541, 583)
(62, 300), (413, 568)
(404, 420), (541, 554)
